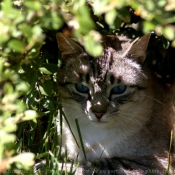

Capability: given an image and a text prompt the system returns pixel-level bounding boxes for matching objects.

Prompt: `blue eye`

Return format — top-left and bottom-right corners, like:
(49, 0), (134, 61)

(75, 83), (89, 93)
(111, 85), (126, 94)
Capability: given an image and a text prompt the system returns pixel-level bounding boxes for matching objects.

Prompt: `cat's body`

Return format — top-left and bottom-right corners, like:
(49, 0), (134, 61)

(56, 33), (175, 174)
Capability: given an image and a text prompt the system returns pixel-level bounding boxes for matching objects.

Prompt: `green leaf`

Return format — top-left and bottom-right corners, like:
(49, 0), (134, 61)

(32, 25), (43, 36)
(93, 0), (108, 15)
(39, 64), (58, 75)
(3, 82), (14, 94)
(113, 16), (122, 29)
(0, 131), (16, 144)
(24, 1), (42, 11)
(158, 0), (166, 7)
(39, 67), (53, 75)
(163, 26), (175, 40)
(2, 93), (18, 104)
(161, 36), (170, 49)
(10, 153), (35, 167)
(4, 118), (17, 132)
(145, 0), (155, 11)
(18, 24), (33, 38)
(117, 8), (131, 23)
(39, 80), (53, 96)
(27, 48), (40, 59)
(0, 35), (9, 44)
(2, 0), (12, 16)
(0, 23), (9, 43)
(76, 6), (95, 34)
(116, 0), (125, 9)
(143, 21), (155, 33)
(23, 71), (38, 89)
(8, 39), (25, 53)
(41, 97), (54, 110)
(40, 12), (63, 30)
(23, 110), (38, 121)
(105, 9), (117, 25)
(84, 35), (103, 57)
(16, 82), (29, 92)
(26, 90), (39, 108)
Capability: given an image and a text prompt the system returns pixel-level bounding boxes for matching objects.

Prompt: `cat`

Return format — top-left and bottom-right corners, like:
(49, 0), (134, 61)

(56, 33), (175, 175)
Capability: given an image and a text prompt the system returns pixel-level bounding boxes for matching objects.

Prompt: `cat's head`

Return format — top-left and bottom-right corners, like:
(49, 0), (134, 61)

(56, 33), (151, 126)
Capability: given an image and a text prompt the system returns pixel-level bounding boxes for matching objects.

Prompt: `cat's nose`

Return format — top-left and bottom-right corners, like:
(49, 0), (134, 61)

(93, 112), (105, 119)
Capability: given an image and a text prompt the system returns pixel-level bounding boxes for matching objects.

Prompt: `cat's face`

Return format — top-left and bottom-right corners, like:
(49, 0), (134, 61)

(56, 34), (151, 126)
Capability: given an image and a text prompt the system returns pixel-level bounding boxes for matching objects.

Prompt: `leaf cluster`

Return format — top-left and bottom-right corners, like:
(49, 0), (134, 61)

(0, 0), (175, 174)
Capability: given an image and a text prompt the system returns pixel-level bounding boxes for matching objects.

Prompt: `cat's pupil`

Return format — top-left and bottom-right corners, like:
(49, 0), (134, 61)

(111, 85), (126, 94)
(75, 83), (89, 93)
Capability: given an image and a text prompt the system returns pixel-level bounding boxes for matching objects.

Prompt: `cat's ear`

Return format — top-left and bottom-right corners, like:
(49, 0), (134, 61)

(56, 33), (84, 59)
(127, 34), (151, 63)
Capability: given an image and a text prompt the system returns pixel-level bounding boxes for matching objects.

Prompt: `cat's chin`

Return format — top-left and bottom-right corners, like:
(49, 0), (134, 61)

(91, 120), (109, 124)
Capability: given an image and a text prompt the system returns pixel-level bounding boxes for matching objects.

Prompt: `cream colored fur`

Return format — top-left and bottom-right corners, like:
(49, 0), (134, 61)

(56, 33), (175, 174)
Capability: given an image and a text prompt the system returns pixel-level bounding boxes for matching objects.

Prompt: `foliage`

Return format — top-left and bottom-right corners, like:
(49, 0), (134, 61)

(0, 0), (175, 174)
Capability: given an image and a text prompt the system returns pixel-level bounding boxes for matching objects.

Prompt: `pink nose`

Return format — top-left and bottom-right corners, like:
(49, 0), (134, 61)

(93, 112), (106, 119)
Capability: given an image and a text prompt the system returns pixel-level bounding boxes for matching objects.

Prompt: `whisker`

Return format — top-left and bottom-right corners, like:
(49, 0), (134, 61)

(124, 111), (170, 128)
(59, 98), (170, 135)
(108, 111), (152, 136)
(110, 111), (170, 132)
(58, 102), (90, 124)
(141, 95), (164, 105)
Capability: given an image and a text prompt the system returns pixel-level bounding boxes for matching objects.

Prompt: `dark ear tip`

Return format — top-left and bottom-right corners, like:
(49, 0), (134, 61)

(56, 33), (63, 40)
(142, 33), (151, 41)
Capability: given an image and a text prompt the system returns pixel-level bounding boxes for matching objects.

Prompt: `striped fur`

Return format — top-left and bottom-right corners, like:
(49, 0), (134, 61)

(56, 33), (175, 174)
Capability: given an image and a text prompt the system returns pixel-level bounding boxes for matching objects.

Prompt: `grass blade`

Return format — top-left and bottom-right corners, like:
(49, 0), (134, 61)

(62, 110), (80, 148)
(166, 130), (174, 175)
(58, 107), (63, 158)
(75, 118), (87, 160)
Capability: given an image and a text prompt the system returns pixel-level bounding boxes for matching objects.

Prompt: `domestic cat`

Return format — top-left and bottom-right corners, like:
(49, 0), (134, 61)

(56, 33), (175, 175)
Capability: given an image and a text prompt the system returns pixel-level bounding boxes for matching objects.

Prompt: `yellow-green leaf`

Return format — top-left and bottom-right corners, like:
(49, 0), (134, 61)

(8, 39), (25, 53)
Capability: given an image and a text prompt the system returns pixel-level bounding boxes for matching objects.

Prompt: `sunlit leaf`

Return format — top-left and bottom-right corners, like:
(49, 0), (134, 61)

(93, 0), (108, 15)
(24, 1), (42, 11)
(16, 82), (29, 92)
(3, 118), (17, 132)
(76, 6), (95, 34)
(162, 36), (170, 49)
(145, 0), (155, 11)
(9, 153), (35, 167)
(163, 26), (175, 40)
(84, 35), (103, 57)
(23, 110), (38, 121)
(18, 24), (33, 38)
(8, 39), (25, 53)
(39, 80), (53, 96)
(2, 0), (12, 16)
(105, 9), (117, 25)
(41, 97), (55, 110)
(39, 64), (58, 75)
(0, 131), (16, 144)
(143, 21), (155, 33)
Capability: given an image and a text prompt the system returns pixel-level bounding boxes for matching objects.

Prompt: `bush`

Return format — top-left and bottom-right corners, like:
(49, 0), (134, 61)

(0, 0), (175, 174)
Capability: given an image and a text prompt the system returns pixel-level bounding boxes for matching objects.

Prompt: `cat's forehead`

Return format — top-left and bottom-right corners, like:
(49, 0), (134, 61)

(69, 50), (144, 85)
(57, 34), (149, 86)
